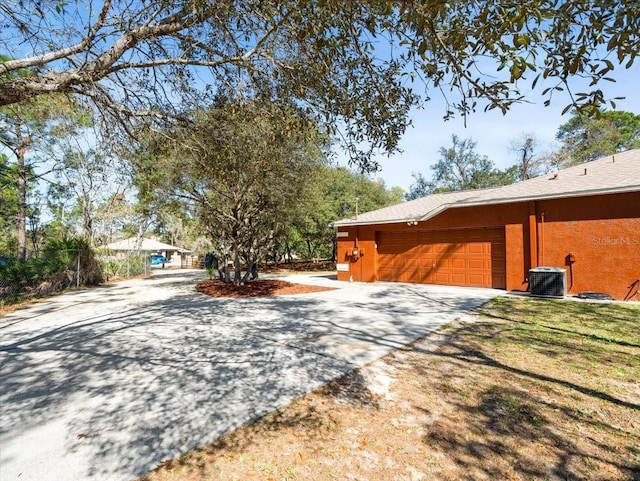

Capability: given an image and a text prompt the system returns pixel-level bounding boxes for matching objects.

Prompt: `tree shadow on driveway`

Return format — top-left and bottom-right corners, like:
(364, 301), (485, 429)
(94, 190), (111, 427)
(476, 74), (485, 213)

(0, 272), (498, 480)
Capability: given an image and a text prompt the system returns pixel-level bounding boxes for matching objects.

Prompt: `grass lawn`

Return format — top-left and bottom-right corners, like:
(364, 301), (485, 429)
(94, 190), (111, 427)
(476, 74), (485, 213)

(140, 297), (640, 481)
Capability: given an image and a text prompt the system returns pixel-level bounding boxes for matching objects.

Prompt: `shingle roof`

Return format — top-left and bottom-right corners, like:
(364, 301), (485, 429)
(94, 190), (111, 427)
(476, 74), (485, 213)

(331, 149), (640, 227)
(331, 190), (482, 227)
(104, 237), (187, 252)
(458, 149), (640, 207)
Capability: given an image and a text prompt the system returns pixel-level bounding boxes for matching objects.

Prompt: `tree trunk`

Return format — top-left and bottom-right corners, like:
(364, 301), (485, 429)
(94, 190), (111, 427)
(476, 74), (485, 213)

(218, 265), (226, 282)
(82, 197), (93, 244)
(17, 162), (26, 260)
(241, 257), (259, 283)
(285, 241), (292, 264)
(134, 215), (149, 252)
(215, 249), (230, 282)
(16, 125), (27, 261)
(241, 265), (251, 284)
(233, 250), (242, 285)
(27, 210), (41, 257)
(224, 265), (231, 283)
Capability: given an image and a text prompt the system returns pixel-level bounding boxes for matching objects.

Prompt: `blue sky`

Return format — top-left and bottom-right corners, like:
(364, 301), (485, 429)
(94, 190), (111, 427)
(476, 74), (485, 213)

(5, 3), (638, 198)
(362, 63), (640, 192)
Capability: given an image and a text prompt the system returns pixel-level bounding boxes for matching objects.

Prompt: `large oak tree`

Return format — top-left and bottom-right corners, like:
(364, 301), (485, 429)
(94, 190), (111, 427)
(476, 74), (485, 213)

(134, 98), (326, 284)
(2, 1), (638, 170)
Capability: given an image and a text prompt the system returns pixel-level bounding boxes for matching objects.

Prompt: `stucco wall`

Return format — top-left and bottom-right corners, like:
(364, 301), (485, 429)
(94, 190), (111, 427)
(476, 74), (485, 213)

(336, 191), (640, 300)
(336, 201), (530, 289)
(534, 193), (640, 300)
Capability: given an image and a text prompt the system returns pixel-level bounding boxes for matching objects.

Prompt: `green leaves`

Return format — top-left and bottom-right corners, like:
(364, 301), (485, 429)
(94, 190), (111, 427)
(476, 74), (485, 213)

(2, 0), (638, 172)
(409, 134), (519, 197)
(134, 97), (327, 274)
(555, 109), (640, 164)
(402, 0), (639, 119)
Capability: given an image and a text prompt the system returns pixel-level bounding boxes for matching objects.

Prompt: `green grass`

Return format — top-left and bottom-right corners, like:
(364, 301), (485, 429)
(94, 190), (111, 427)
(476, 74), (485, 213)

(479, 296), (639, 346)
(471, 297), (640, 397)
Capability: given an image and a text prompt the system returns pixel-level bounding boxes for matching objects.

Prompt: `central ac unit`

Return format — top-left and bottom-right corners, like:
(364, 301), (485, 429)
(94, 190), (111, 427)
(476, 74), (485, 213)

(529, 267), (567, 298)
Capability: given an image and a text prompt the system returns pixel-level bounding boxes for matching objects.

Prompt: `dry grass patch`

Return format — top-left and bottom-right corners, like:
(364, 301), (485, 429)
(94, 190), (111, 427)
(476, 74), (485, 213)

(140, 297), (640, 481)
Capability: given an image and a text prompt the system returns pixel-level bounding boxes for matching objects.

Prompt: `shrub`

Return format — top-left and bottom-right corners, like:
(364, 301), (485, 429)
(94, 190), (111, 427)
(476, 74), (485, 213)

(98, 252), (148, 280)
(0, 237), (104, 304)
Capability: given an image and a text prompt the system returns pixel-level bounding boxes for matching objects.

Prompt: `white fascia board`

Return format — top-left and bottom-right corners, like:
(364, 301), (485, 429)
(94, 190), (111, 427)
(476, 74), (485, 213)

(331, 217), (419, 228)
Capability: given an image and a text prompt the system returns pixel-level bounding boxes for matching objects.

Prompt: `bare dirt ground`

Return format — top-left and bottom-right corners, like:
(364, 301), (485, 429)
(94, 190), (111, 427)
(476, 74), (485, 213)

(140, 297), (640, 481)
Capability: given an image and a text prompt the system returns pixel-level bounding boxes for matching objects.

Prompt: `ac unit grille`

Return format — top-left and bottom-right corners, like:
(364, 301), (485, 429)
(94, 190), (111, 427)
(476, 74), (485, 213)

(529, 267), (567, 298)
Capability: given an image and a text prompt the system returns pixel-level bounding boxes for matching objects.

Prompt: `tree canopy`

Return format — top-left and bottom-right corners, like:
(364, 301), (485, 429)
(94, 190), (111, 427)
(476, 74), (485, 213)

(555, 110), (640, 164)
(0, 88), (91, 259)
(291, 166), (404, 260)
(406, 135), (515, 198)
(0, 153), (18, 256)
(2, 0), (638, 170)
(133, 98), (326, 283)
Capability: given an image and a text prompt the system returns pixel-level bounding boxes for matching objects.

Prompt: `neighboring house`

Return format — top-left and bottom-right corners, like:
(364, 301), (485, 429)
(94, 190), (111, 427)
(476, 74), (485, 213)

(331, 149), (640, 300)
(104, 237), (187, 265)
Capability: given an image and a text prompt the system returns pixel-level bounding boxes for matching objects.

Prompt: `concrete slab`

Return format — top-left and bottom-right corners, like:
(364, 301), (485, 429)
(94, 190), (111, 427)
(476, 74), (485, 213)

(0, 269), (501, 481)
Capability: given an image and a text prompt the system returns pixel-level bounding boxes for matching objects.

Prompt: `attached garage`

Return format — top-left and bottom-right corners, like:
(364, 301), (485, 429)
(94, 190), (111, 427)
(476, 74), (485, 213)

(377, 228), (505, 288)
(332, 150), (640, 300)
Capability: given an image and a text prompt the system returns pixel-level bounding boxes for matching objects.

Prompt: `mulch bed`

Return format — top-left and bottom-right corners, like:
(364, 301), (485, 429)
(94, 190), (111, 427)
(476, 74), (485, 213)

(195, 279), (336, 298)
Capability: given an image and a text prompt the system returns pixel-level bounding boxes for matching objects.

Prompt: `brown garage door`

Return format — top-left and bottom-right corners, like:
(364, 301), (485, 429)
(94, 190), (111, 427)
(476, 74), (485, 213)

(377, 228), (506, 288)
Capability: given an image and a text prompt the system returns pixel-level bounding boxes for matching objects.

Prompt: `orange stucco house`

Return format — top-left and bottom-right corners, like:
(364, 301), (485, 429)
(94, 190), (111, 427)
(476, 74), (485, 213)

(331, 150), (640, 300)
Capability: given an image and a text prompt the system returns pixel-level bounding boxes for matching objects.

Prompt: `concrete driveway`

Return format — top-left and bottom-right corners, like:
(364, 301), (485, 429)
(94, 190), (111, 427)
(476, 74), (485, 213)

(0, 269), (501, 481)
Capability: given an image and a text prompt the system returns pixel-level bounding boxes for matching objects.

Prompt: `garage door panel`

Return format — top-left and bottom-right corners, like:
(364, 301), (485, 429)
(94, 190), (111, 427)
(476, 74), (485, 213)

(403, 259), (418, 279)
(378, 228), (506, 288)
(467, 243), (485, 254)
(451, 258), (466, 269)
(468, 259), (484, 269)
(434, 271), (451, 283)
(468, 274), (487, 286)
(414, 268), (431, 283)
(434, 243), (450, 254)
(451, 273), (467, 284)
(420, 244), (434, 254)
(418, 261), (435, 275)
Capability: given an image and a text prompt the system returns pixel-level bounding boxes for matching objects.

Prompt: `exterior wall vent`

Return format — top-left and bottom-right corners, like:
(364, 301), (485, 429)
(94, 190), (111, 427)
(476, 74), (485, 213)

(529, 267), (567, 298)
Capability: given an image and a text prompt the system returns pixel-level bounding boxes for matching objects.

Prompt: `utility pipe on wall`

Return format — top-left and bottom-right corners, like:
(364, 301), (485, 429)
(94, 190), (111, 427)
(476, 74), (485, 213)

(528, 201), (538, 268)
(540, 212), (545, 266)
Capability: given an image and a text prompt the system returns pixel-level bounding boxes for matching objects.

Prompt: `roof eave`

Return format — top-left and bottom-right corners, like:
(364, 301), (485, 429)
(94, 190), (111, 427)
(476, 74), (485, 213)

(331, 205), (450, 228)
(331, 185), (639, 228)
(455, 185), (640, 208)
(331, 217), (419, 228)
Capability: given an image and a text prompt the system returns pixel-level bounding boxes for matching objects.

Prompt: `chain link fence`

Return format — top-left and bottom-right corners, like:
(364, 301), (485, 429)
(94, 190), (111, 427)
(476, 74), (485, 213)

(99, 251), (151, 282)
(0, 249), (151, 306)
